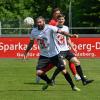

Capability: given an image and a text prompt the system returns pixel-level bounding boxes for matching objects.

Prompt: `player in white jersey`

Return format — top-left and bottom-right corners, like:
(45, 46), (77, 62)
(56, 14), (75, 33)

(23, 16), (80, 91)
(51, 14), (94, 85)
(30, 25), (60, 57)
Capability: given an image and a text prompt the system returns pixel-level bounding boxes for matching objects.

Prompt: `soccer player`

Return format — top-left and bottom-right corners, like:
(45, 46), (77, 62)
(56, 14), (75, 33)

(51, 14), (94, 85)
(49, 8), (80, 80)
(35, 8), (80, 83)
(23, 16), (80, 91)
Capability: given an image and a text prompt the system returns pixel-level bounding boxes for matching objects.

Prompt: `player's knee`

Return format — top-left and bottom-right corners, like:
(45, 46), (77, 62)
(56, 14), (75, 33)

(70, 57), (80, 66)
(75, 60), (80, 66)
(61, 68), (67, 74)
(36, 70), (44, 76)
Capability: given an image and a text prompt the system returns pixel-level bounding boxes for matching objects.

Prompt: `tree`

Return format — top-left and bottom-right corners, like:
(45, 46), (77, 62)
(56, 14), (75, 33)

(0, 0), (99, 34)
(72, 0), (100, 34)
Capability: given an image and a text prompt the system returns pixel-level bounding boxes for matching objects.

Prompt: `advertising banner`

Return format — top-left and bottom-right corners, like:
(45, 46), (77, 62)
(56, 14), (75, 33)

(0, 37), (100, 58)
(71, 38), (100, 58)
(0, 37), (39, 58)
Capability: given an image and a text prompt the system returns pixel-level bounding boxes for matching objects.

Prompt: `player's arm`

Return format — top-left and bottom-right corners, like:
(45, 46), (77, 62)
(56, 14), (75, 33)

(67, 37), (74, 49)
(23, 39), (34, 59)
(50, 25), (78, 38)
(67, 37), (77, 53)
(58, 30), (78, 38)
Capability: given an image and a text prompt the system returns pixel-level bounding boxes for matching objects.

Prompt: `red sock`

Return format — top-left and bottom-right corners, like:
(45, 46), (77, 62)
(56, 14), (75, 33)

(69, 62), (77, 76)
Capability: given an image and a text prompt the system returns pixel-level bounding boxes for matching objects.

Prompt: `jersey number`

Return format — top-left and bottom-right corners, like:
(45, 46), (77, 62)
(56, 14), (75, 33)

(56, 34), (65, 45)
(37, 39), (47, 49)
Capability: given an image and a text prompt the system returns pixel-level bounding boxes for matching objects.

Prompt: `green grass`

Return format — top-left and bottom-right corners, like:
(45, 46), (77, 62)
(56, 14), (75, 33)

(0, 58), (100, 100)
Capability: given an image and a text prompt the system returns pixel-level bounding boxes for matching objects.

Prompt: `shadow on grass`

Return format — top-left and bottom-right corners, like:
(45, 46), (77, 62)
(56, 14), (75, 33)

(0, 89), (71, 92)
(24, 82), (44, 85)
(24, 82), (67, 86)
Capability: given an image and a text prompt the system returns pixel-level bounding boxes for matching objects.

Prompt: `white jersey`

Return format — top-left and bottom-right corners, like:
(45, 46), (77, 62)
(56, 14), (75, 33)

(30, 25), (60, 57)
(53, 25), (70, 51)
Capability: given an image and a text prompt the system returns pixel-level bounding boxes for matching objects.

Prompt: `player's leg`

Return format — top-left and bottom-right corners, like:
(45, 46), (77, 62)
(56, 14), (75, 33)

(51, 54), (80, 91)
(70, 57), (94, 85)
(61, 68), (80, 91)
(37, 70), (51, 83)
(51, 54), (80, 82)
(36, 56), (56, 91)
(65, 50), (94, 85)
(51, 59), (66, 82)
(51, 68), (60, 83)
(36, 56), (52, 84)
(62, 51), (80, 80)
(69, 61), (81, 81)
(69, 62), (76, 75)
(37, 69), (54, 90)
(35, 63), (54, 83)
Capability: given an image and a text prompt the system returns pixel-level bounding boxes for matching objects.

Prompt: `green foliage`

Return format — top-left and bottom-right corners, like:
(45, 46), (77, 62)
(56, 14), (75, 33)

(72, 0), (100, 27)
(71, 0), (100, 33)
(0, 0), (99, 34)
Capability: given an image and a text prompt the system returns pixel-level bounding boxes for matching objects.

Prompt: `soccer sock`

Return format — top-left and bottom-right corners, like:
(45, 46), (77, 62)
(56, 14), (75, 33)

(69, 62), (77, 76)
(76, 65), (86, 82)
(51, 68), (60, 80)
(39, 74), (51, 84)
(63, 72), (75, 88)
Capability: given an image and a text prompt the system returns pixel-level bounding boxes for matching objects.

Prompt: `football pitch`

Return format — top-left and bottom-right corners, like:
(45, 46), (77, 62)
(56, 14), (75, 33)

(0, 58), (100, 100)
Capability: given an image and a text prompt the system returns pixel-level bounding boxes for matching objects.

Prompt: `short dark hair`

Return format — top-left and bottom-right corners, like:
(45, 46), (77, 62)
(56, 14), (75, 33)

(36, 16), (45, 22)
(52, 8), (61, 15)
(57, 14), (65, 19)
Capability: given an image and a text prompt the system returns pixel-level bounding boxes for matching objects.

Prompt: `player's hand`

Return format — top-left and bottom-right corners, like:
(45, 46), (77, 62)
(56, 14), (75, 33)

(73, 34), (79, 38)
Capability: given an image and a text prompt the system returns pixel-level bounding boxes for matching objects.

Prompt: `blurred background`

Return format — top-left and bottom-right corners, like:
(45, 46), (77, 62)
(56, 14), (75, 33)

(0, 0), (100, 35)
